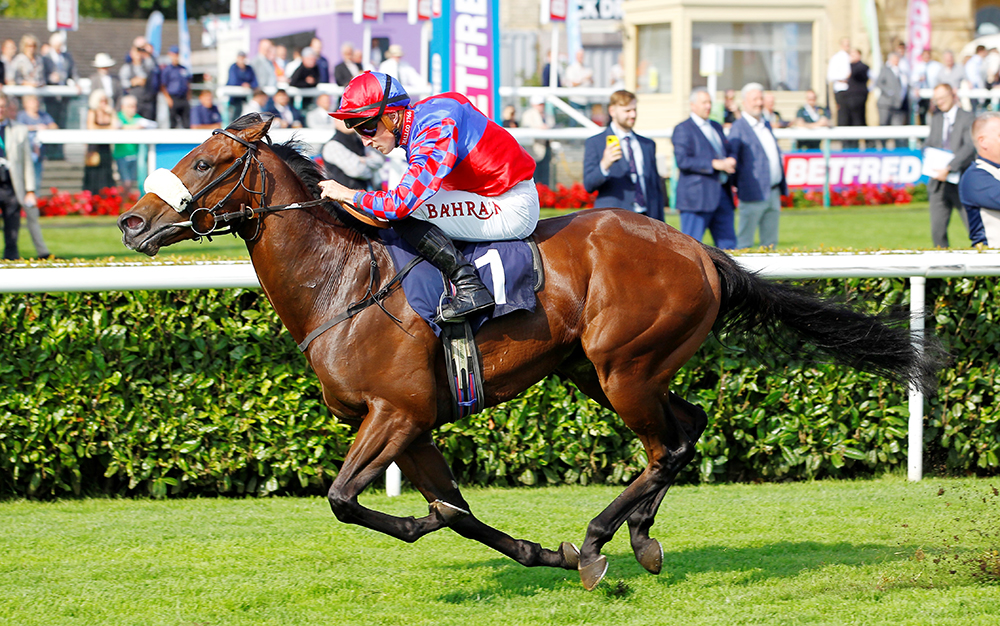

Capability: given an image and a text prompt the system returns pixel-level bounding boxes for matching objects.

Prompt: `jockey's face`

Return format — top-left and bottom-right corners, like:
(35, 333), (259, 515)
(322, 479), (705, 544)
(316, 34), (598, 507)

(360, 111), (401, 154)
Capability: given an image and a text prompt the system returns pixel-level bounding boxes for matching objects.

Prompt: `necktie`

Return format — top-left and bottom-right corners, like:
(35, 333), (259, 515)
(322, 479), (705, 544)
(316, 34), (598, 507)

(623, 136), (646, 211)
(942, 114), (952, 148)
(703, 124), (728, 184)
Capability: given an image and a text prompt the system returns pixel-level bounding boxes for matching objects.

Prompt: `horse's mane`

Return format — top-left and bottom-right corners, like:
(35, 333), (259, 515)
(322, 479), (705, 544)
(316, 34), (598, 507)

(225, 114), (380, 237)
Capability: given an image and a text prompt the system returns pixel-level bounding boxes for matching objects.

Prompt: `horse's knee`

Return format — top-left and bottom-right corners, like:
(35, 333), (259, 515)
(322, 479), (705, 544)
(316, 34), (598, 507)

(670, 393), (709, 441)
(327, 487), (355, 524)
(675, 437), (697, 466)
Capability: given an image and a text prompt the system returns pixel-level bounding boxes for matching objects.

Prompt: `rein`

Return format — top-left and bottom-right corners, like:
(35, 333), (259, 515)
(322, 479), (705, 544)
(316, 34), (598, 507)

(168, 126), (420, 351)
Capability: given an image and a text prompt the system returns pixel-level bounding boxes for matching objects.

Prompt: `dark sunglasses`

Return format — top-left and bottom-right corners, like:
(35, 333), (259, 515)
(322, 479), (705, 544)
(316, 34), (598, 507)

(346, 115), (380, 137)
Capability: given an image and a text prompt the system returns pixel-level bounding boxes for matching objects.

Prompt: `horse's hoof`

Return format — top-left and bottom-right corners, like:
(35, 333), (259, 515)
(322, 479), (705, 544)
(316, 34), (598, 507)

(579, 555), (608, 591)
(559, 542), (580, 569)
(634, 539), (663, 575)
(428, 499), (470, 525)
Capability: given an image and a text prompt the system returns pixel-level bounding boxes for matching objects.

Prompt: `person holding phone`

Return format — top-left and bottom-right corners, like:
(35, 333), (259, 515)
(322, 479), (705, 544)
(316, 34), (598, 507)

(318, 71), (540, 323)
(582, 90), (664, 221)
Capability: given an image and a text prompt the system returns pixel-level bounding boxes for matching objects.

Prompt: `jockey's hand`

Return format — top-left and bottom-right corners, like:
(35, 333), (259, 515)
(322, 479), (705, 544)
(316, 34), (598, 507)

(319, 179), (357, 205)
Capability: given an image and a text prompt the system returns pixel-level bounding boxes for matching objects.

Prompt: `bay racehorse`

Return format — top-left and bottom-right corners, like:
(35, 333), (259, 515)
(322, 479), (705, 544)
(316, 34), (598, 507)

(118, 114), (940, 590)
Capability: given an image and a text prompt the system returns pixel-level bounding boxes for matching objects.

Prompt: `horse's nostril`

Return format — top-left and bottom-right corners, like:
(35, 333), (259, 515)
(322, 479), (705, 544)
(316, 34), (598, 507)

(124, 215), (144, 231)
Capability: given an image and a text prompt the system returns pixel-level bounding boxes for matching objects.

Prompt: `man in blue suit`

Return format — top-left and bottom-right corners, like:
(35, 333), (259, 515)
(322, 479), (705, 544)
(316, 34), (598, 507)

(583, 90), (664, 221)
(672, 87), (737, 248)
(728, 83), (788, 249)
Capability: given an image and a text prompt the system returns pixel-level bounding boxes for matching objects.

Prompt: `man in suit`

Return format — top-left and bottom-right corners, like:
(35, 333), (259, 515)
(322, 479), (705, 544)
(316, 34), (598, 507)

(876, 52), (909, 127)
(42, 31), (76, 159)
(729, 83), (788, 249)
(310, 37), (330, 84)
(583, 89), (664, 221)
(0, 92), (37, 260)
(263, 89), (304, 128)
(959, 112), (1000, 247)
(334, 42), (360, 87)
(926, 83), (976, 247)
(672, 87), (737, 248)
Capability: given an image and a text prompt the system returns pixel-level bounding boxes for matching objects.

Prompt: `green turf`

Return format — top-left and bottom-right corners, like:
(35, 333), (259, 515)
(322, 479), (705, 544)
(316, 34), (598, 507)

(1, 478), (998, 625)
(8, 203), (971, 262)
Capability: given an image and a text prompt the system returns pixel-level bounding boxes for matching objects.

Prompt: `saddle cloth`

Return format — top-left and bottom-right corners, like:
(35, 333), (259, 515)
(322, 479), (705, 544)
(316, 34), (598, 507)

(378, 229), (542, 337)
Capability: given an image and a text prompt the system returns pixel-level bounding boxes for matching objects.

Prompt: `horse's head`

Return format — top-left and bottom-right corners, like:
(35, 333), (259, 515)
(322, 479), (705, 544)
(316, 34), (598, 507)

(118, 113), (275, 255)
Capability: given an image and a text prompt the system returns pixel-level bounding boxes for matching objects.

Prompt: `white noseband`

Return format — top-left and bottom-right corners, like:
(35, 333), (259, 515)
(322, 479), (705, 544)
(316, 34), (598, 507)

(143, 168), (194, 213)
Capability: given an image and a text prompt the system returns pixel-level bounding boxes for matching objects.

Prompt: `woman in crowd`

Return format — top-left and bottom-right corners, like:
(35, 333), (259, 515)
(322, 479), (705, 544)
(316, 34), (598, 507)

(83, 89), (117, 193)
(15, 94), (56, 185)
(10, 34), (45, 87)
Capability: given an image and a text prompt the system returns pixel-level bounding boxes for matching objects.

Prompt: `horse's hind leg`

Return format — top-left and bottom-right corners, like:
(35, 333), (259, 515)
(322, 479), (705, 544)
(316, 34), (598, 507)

(575, 387), (697, 589)
(394, 432), (579, 570)
(625, 393), (709, 575)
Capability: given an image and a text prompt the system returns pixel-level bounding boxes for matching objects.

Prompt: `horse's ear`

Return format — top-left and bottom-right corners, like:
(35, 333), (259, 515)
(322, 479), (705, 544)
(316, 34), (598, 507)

(237, 113), (275, 144)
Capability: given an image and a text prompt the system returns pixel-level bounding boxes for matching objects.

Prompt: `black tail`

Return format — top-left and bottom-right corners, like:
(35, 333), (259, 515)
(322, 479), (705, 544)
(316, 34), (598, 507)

(705, 246), (944, 394)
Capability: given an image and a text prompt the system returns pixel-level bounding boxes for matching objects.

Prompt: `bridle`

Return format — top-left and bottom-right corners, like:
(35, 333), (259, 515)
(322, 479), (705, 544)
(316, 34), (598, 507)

(151, 127), (326, 241)
(142, 125), (419, 349)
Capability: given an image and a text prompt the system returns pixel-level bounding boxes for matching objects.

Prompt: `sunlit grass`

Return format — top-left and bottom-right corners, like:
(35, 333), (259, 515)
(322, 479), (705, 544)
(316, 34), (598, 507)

(2, 477), (998, 625)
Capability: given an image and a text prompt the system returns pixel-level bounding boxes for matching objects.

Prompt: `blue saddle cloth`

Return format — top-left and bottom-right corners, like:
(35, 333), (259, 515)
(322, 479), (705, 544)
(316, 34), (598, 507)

(378, 229), (538, 337)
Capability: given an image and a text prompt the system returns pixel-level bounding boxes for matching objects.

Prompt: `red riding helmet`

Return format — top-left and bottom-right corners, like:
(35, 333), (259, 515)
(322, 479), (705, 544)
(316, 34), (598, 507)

(330, 71), (410, 130)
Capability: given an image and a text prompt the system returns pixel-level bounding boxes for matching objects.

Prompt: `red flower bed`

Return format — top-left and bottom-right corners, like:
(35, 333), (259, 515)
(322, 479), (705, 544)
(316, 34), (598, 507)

(36, 187), (140, 217)
(536, 182), (597, 209)
(781, 184), (919, 209)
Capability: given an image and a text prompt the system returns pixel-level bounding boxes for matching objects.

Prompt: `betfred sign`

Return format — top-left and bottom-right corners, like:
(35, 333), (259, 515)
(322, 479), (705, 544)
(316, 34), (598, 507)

(784, 151), (925, 188)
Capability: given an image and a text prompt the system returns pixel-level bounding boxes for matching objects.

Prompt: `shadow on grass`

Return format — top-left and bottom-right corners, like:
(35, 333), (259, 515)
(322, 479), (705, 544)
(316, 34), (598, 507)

(436, 540), (909, 602)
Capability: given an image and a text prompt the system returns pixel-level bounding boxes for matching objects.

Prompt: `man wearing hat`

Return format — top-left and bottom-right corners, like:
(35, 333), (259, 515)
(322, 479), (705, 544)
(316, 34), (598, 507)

(378, 44), (422, 89)
(160, 46), (191, 129)
(318, 71), (539, 323)
(89, 52), (123, 107)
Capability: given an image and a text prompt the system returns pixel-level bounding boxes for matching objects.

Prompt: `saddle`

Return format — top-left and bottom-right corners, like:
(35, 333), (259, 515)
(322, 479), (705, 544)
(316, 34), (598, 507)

(378, 229), (545, 420)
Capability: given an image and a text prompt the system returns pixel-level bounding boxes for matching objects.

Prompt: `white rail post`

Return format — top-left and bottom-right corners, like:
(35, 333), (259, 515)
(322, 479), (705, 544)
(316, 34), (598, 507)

(386, 462), (402, 497)
(908, 276), (926, 481)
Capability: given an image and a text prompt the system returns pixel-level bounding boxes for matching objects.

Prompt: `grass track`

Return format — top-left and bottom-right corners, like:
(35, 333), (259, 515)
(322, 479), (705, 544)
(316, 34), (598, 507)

(2, 477), (998, 625)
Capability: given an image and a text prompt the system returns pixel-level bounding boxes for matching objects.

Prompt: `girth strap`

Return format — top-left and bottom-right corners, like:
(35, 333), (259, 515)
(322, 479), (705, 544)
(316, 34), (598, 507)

(297, 245), (423, 353)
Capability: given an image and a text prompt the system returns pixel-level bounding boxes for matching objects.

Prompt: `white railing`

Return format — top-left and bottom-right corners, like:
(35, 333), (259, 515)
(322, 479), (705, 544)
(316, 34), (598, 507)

(5, 249), (1000, 485)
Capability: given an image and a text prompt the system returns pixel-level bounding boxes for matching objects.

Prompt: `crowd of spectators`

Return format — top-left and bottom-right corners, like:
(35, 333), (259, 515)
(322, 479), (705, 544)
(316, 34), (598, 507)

(5, 27), (1000, 260)
(0, 33), (413, 214)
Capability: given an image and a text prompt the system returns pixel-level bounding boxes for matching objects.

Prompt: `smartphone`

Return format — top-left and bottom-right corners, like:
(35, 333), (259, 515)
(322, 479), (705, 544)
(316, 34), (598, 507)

(606, 135), (620, 149)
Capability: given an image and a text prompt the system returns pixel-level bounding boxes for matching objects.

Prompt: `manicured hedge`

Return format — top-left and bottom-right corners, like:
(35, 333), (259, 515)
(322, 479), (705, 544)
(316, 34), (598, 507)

(1, 277), (998, 498)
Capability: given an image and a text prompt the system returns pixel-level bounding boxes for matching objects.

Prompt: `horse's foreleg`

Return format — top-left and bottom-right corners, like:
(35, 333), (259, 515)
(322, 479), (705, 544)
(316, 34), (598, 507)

(326, 406), (450, 543)
(394, 433), (579, 570)
(625, 392), (709, 575)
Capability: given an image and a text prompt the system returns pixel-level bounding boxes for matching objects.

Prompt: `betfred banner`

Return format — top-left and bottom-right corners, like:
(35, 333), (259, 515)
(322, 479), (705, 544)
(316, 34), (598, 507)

(239, 0), (257, 20)
(783, 151), (927, 188)
(355, 0), (380, 21)
(907, 0), (931, 84)
(48, 0), (78, 31)
(430, 0), (501, 120)
(410, 0), (432, 20)
(550, 0), (567, 21)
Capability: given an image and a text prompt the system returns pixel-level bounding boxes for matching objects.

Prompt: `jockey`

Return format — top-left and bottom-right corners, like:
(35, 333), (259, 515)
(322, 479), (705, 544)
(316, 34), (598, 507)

(319, 71), (540, 323)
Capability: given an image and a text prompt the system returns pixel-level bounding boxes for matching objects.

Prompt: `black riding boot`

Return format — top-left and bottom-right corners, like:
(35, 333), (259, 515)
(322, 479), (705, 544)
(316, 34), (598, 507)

(394, 218), (494, 323)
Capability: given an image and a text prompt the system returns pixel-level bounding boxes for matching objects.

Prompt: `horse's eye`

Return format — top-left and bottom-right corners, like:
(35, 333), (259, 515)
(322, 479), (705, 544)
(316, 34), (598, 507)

(195, 160), (211, 172)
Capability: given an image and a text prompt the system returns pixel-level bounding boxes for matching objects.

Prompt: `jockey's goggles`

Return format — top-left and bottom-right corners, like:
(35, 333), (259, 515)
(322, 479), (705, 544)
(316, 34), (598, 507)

(346, 115), (381, 137)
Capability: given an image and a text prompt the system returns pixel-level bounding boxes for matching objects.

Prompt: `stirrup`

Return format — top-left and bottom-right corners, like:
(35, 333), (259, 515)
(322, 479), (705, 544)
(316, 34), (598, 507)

(434, 288), (494, 324)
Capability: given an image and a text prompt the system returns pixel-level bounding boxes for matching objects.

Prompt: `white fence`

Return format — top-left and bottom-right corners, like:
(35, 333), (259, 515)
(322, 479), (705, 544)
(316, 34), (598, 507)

(6, 250), (1000, 487)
